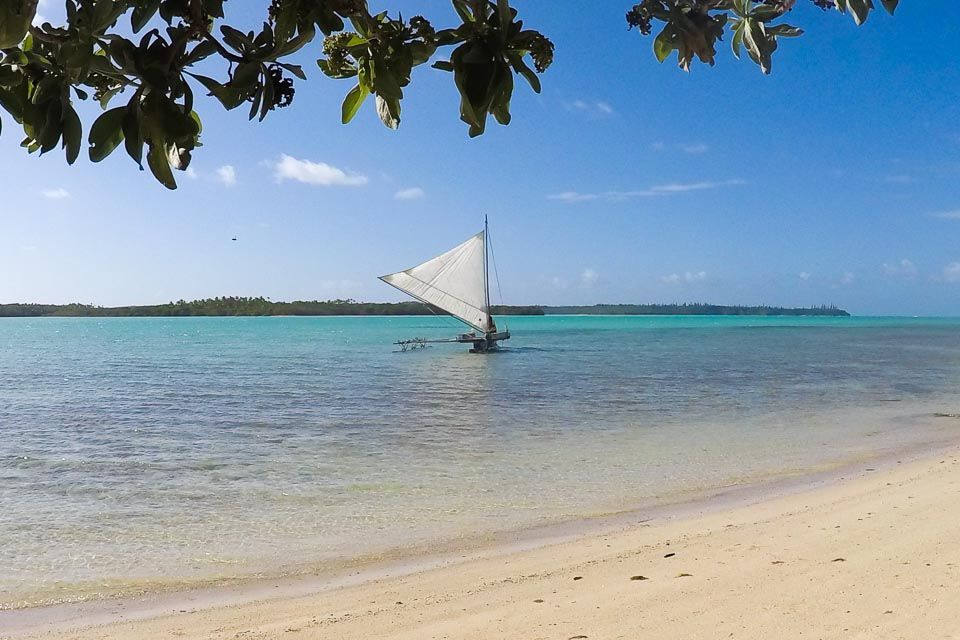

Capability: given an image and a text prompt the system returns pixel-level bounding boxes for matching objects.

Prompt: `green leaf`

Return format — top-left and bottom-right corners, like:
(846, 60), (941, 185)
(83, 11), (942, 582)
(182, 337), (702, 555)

(432, 60), (455, 72)
(131, 0), (161, 33)
(191, 74), (247, 110)
(742, 18), (774, 74)
(373, 60), (403, 100)
(31, 76), (61, 106)
(491, 70), (513, 125)
(508, 54), (540, 93)
(247, 86), (262, 120)
(279, 63), (306, 80)
(451, 0), (473, 24)
(0, 1), (37, 49)
(185, 39), (218, 64)
(92, 0), (119, 30)
(767, 24), (803, 38)
(879, 0), (898, 14)
(38, 100), (63, 153)
(61, 104), (82, 165)
(497, 0), (512, 36)
(844, 0), (870, 25)
(258, 66), (273, 121)
(122, 98), (143, 168)
(409, 42), (436, 66)
(731, 21), (745, 59)
(375, 95), (400, 129)
(220, 26), (254, 52)
(654, 26), (675, 63)
(233, 62), (261, 88)
(341, 83), (369, 124)
(271, 28), (316, 58)
(89, 107), (125, 162)
(146, 140), (176, 189)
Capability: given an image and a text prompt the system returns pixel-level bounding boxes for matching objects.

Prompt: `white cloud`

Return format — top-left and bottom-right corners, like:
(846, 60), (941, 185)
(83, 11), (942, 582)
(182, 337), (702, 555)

(580, 268), (598, 287)
(681, 143), (709, 154)
(185, 166), (199, 180)
(216, 165), (237, 187)
(662, 271), (707, 284)
(595, 101), (614, 115)
(882, 258), (918, 279)
(273, 154), (368, 187)
(549, 179), (746, 203)
(650, 141), (666, 151)
(651, 179), (746, 193)
(930, 209), (960, 220)
(550, 276), (569, 290)
(567, 100), (615, 117)
(799, 272), (811, 281)
(394, 187), (425, 200)
(942, 262), (960, 283)
(840, 271), (855, 285)
(41, 188), (69, 199)
(548, 191), (599, 203)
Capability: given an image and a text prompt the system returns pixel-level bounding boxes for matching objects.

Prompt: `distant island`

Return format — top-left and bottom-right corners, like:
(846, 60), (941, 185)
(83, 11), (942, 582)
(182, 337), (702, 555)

(0, 298), (849, 317)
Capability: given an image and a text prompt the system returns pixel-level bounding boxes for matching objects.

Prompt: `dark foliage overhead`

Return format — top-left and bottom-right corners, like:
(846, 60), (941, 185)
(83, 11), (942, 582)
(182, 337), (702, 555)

(0, 1), (897, 188)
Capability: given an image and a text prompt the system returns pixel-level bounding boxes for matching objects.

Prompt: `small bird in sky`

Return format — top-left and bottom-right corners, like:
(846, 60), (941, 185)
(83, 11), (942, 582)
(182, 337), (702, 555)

(231, 237), (237, 241)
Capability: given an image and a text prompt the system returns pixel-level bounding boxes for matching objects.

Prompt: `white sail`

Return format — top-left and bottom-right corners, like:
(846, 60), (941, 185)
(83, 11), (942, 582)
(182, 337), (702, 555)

(379, 231), (491, 333)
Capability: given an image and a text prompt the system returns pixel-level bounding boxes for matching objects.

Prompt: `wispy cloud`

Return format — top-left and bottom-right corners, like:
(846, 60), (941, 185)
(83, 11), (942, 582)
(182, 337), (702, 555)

(681, 143), (709, 154)
(650, 179), (745, 193)
(216, 165), (237, 187)
(840, 271), (855, 286)
(651, 142), (709, 154)
(549, 179), (746, 203)
(41, 188), (69, 199)
(662, 271), (707, 284)
(580, 268), (598, 287)
(567, 100), (615, 117)
(799, 271), (811, 281)
(548, 191), (599, 203)
(882, 258), (918, 279)
(930, 209), (960, 220)
(185, 166), (199, 180)
(942, 262), (960, 283)
(394, 187), (425, 200)
(273, 154), (368, 187)
(595, 101), (614, 115)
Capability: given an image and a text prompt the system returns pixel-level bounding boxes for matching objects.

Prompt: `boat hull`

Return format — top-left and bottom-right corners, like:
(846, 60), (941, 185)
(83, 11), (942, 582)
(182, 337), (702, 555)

(460, 330), (511, 353)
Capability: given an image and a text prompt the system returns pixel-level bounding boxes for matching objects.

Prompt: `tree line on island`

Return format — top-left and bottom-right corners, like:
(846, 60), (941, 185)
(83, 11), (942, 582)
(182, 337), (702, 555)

(0, 298), (849, 317)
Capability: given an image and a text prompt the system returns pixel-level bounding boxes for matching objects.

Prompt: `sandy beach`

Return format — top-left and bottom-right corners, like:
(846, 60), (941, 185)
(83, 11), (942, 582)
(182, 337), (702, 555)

(4, 441), (959, 640)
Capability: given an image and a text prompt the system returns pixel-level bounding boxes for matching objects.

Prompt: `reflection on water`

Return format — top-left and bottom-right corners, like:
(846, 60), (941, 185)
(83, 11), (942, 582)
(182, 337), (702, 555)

(1, 315), (960, 607)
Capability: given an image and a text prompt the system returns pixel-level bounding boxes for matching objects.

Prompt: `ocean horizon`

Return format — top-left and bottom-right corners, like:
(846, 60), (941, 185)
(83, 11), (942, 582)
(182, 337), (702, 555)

(3, 315), (960, 608)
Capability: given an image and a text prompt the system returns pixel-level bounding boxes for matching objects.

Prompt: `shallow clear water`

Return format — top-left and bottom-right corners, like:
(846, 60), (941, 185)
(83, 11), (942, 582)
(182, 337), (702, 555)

(2, 315), (960, 607)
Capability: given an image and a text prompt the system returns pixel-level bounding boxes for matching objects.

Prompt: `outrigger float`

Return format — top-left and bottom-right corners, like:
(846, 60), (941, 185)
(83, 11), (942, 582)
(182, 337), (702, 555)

(379, 217), (510, 353)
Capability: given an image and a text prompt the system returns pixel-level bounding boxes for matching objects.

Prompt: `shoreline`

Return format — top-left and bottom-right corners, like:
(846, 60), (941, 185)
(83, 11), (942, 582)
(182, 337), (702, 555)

(5, 430), (960, 639)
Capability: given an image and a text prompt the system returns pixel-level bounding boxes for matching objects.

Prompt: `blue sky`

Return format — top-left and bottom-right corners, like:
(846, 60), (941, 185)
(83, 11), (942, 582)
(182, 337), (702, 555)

(2, 1), (959, 314)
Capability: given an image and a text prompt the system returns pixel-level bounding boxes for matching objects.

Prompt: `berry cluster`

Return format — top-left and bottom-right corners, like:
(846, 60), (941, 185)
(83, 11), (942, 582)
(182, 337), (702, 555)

(267, 64), (295, 109)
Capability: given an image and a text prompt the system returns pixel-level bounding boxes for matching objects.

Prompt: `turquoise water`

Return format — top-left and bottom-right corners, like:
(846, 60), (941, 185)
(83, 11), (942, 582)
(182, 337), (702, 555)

(2, 315), (960, 607)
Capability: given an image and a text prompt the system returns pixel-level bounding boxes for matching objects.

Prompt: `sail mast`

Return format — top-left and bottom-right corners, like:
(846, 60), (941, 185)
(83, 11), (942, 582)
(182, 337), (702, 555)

(483, 215), (491, 333)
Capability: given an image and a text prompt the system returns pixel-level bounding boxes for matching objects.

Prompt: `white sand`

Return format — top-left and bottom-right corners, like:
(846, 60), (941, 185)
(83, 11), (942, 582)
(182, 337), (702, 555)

(7, 445), (960, 640)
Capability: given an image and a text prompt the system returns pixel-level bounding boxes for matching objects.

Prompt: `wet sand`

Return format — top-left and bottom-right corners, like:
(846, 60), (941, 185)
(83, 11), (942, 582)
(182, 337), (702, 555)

(5, 442), (960, 640)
